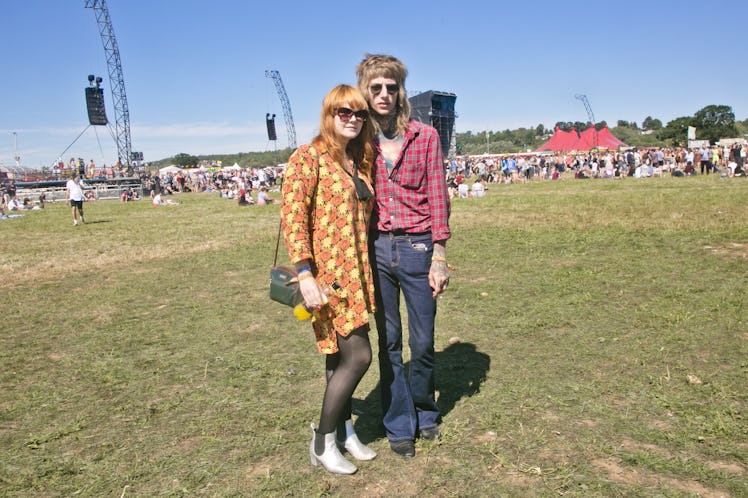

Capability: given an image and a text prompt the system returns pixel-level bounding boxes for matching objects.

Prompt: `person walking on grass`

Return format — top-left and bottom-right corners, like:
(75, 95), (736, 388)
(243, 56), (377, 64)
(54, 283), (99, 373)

(356, 54), (451, 458)
(281, 84), (378, 475)
(66, 171), (86, 226)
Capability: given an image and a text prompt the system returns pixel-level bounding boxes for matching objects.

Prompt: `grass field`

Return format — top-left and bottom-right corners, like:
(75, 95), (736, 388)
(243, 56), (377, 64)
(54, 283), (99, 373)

(1, 176), (746, 497)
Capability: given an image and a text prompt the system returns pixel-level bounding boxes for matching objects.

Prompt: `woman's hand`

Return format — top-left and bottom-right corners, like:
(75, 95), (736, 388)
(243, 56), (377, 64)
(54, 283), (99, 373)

(299, 275), (326, 310)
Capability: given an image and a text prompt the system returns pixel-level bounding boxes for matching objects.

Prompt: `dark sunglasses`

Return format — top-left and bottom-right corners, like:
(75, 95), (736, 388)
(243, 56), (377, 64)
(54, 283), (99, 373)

(334, 107), (368, 122)
(369, 83), (399, 95)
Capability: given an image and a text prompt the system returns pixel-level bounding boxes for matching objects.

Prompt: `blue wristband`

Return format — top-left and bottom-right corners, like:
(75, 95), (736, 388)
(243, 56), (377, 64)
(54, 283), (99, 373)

(297, 265), (312, 274)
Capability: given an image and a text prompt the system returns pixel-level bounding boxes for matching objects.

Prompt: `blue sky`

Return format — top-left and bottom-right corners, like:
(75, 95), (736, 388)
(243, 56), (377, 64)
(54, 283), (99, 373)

(2, 0), (747, 168)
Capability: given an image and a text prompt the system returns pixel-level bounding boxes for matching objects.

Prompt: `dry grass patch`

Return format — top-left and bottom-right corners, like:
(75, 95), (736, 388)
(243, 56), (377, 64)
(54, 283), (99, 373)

(593, 458), (731, 498)
(705, 242), (748, 259)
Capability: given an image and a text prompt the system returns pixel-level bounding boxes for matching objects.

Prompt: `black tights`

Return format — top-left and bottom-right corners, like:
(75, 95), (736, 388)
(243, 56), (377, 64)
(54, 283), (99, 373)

(317, 326), (372, 437)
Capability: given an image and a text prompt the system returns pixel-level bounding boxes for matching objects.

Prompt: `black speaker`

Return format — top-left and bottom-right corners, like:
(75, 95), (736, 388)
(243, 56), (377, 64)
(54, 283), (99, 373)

(266, 113), (277, 141)
(85, 86), (108, 126)
(409, 91), (456, 158)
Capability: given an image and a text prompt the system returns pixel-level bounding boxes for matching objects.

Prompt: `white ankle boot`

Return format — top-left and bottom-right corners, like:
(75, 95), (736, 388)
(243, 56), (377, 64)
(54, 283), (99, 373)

(309, 423), (357, 475)
(338, 419), (377, 461)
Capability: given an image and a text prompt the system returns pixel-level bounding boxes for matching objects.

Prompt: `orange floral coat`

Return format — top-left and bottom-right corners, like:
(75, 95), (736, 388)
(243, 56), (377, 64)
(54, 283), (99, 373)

(280, 143), (376, 353)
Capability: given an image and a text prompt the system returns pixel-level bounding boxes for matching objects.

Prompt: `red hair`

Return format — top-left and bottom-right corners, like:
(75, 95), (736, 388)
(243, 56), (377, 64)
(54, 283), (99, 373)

(312, 84), (375, 178)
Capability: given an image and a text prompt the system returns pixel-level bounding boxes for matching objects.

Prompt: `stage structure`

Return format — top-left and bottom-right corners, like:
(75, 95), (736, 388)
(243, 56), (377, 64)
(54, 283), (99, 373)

(265, 70), (297, 149)
(408, 91), (457, 158)
(84, 0), (135, 169)
(575, 94), (598, 149)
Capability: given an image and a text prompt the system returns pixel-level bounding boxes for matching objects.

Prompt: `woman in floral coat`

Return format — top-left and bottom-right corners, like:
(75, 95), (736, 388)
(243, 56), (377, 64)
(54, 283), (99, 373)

(281, 84), (376, 475)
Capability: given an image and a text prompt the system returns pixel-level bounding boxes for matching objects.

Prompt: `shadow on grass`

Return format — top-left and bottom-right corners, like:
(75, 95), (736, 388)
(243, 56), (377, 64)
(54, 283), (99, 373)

(352, 342), (490, 443)
(434, 342), (490, 415)
(80, 219), (113, 224)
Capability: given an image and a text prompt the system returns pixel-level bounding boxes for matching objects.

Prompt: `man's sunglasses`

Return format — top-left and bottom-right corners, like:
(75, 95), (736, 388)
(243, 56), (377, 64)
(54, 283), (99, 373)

(369, 83), (399, 95)
(335, 107), (368, 122)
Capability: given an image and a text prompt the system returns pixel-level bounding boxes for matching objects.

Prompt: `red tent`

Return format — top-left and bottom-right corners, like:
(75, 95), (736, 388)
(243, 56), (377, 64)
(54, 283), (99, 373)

(536, 126), (626, 152)
(598, 126), (626, 149)
(536, 126), (576, 151)
(578, 126), (627, 150)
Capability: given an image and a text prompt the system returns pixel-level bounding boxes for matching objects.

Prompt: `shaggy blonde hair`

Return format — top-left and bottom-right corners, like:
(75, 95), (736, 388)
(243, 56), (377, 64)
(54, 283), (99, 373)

(355, 54), (411, 136)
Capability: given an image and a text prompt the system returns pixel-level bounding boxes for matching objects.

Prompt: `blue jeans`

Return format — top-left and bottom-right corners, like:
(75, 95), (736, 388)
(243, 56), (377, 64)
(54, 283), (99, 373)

(372, 231), (440, 441)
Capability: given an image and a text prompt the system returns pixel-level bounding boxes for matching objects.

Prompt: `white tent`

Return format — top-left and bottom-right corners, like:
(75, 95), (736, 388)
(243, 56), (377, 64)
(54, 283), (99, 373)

(159, 165), (182, 175)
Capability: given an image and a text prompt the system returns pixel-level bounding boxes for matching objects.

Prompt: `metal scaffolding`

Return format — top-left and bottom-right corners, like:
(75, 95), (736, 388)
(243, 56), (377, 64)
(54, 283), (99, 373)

(85, 0), (133, 169)
(575, 94), (598, 148)
(265, 70), (297, 149)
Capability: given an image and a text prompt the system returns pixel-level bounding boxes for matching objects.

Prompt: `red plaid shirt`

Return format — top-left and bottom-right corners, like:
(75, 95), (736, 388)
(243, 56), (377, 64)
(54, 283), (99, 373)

(372, 120), (451, 242)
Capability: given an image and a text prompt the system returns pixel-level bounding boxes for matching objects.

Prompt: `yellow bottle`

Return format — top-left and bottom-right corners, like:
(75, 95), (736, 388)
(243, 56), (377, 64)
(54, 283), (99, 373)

(293, 282), (341, 321)
(293, 303), (312, 321)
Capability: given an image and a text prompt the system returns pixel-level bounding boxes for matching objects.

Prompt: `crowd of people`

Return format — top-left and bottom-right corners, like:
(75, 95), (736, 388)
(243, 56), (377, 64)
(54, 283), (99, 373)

(0, 163), (285, 217)
(144, 142), (747, 208)
(447, 143), (746, 196)
(0, 180), (45, 218)
(142, 166), (282, 207)
(50, 157), (130, 180)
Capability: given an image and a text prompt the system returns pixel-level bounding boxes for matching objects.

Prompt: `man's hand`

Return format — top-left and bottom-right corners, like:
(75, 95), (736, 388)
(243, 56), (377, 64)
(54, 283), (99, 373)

(428, 242), (449, 298)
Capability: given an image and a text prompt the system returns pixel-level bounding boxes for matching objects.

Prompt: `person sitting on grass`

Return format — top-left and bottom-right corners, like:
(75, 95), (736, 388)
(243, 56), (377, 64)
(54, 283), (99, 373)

(7, 197), (22, 211)
(22, 197), (40, 210)
(471, 178), (486, 197)
(152, 193), (178, 207)
(257, 186), (277, 205)
(237, 188), (254, 206)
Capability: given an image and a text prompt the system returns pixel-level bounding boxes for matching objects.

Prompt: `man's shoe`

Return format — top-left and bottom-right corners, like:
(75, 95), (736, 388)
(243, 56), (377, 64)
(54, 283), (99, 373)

(390, 440), (415, 458)
(420, 427), (441, 441)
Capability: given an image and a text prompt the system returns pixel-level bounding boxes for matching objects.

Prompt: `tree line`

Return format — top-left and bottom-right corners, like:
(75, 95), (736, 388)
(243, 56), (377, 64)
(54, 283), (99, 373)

(156, 105), (747, 167)
(152, 149), (294, 169)
(458, 104), (746, 155)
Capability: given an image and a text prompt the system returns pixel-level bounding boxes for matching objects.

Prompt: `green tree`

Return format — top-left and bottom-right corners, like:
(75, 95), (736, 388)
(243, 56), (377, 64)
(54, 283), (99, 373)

(172, 153), (199, 168)
(657, 116), (693, 146)
(642, 116), (663, 131)
(610, 125), (661, 147)
(572, 121), (589, 134)
(735, 118), (748, 139)
(692, 105), (737, 144)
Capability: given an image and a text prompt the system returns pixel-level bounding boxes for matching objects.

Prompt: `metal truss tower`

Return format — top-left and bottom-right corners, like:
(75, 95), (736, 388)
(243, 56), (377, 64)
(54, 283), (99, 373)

(265, 70), (297, 149)
(575, 94), (598, 148)
(85, 0), (132, 169)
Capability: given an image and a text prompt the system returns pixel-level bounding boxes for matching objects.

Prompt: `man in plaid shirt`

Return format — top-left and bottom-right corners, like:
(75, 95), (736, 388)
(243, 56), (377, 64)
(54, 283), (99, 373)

(356, 54), (451, 458)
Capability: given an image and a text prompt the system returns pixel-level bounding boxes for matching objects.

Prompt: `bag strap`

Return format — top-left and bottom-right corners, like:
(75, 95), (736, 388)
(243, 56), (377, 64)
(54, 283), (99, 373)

(273, 218), (282, 267)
